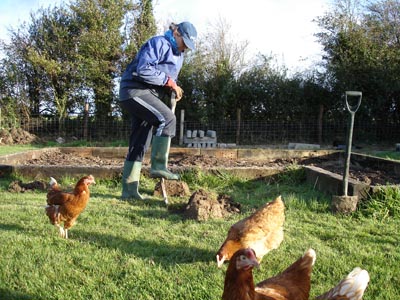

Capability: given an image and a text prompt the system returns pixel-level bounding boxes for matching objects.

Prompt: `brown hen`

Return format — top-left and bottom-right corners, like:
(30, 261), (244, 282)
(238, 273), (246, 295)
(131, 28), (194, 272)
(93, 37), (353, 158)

(222, 247), (316, 300)
(222, 248), (370, 300)
(217, 196), (285, 267)
(45, 175), (95, 239)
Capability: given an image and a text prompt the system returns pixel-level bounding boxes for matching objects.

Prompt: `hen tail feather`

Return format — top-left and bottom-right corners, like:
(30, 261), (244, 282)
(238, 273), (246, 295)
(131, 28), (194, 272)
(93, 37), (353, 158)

(316, 267), (370, 300)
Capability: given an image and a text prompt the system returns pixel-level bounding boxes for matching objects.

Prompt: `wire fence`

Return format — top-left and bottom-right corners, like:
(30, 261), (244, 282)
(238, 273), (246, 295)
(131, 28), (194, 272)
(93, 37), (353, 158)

(15, 114), (400, 147)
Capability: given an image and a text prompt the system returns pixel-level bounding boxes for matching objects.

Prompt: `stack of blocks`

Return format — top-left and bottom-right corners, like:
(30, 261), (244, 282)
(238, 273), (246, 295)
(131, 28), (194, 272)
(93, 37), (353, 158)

(184, 130), (217, 148)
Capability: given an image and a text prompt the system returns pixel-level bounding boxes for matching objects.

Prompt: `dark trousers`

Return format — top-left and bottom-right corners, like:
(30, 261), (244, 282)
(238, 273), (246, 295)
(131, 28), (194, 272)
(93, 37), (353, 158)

(119, 89), (176, 162)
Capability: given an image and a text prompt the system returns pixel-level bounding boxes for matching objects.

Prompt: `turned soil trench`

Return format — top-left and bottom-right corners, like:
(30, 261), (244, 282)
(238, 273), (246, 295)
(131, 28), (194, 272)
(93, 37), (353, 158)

(1, 147), (399, 200)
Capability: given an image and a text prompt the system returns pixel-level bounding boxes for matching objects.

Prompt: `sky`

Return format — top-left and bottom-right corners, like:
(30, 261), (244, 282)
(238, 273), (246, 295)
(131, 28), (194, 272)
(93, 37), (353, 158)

(0, 0), (332, 72)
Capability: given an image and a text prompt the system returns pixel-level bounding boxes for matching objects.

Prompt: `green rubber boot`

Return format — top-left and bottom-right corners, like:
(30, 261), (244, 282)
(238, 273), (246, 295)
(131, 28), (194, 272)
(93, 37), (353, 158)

(150, 136), (180, 180)
(121, 160), (143, 200)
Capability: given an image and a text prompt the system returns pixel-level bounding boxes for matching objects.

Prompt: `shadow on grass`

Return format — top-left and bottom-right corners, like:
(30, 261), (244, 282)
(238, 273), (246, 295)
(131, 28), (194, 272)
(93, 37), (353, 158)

(0, 221), (216, 266)
(0, 288), (43, 300)
(75, 229), (215, 266)
(0, 222), (26, 232)
(91, 190), (168, 204)
(91, 192), (118, 201)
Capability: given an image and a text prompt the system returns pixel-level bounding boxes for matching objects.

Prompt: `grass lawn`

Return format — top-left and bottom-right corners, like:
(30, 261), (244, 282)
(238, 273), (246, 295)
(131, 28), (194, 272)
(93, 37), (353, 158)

(0, 145), (42, 156)
(0, 167), (399, 300)
(0, 145), (399, 299)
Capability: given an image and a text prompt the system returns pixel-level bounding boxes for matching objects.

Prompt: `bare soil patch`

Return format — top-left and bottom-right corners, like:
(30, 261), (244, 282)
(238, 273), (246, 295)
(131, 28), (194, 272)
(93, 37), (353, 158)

(20, 148), (400, 186)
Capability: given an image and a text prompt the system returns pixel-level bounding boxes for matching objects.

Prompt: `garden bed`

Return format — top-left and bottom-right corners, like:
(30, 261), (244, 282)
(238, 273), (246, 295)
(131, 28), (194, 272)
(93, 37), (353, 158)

(0, 147), (399, 200)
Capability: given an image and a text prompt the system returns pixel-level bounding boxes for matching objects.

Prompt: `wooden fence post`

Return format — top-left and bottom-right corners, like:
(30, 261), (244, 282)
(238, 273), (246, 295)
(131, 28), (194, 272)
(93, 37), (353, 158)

(236, 108), (241, 145)
(83, 101), (89, 140)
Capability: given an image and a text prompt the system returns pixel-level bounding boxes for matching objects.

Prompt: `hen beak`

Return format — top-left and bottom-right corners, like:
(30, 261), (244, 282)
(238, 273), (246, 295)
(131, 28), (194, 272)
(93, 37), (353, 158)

(217, 254), (226, 268)
(88, 175), (96, 185)
(239, 257), (259, 270)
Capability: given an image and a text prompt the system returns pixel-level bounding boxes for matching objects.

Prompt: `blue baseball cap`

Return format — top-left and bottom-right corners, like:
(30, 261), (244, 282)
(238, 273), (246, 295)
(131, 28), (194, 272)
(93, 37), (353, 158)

(177, 22), (197, 50)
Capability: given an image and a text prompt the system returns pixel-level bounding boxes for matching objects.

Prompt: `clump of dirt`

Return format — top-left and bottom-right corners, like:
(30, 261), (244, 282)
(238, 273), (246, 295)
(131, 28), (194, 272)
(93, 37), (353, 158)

(0, 128), (39, 145)
(217, 193), (241, 213)
(183, 189), (240, 221)
(8, 180), (47, 193)
(153, 180), (191, 197)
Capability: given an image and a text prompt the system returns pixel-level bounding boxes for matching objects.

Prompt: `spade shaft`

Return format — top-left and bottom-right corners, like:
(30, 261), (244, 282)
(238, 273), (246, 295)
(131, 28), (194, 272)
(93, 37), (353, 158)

(342, 91), (362, 196)
(160, 92), (177, 205)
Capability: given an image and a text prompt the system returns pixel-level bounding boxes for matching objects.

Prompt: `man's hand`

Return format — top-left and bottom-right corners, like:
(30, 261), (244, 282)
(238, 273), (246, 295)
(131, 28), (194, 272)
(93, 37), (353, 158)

(174, 86), (183, 101)
(165, 77), (183, 101)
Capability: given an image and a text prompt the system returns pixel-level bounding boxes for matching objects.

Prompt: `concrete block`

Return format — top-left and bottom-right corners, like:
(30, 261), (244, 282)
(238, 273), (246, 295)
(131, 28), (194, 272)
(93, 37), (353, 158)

(198, 130), (205, 138)
(331, 195), (358, 213)
(207, 130), (216, 138)
(288, 143), (320, 150)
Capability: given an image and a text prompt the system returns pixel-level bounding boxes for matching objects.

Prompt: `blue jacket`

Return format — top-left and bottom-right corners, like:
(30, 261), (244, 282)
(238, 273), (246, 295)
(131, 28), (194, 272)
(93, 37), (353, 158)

(119, 35), (184, 100)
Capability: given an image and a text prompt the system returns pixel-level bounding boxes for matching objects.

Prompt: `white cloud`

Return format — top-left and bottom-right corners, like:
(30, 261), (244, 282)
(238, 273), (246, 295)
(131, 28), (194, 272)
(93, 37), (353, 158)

(154, 0), (329, 71)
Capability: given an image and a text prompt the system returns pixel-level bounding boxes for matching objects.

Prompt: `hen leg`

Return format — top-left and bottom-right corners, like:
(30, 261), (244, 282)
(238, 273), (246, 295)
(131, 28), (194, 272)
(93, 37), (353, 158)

(64, 229), (68, 239)
(56, 224), (65, 238)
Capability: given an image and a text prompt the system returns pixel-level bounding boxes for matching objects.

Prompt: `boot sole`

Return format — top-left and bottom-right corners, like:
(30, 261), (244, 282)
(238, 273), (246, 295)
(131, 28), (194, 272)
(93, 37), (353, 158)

(149, 172), (180, 180)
